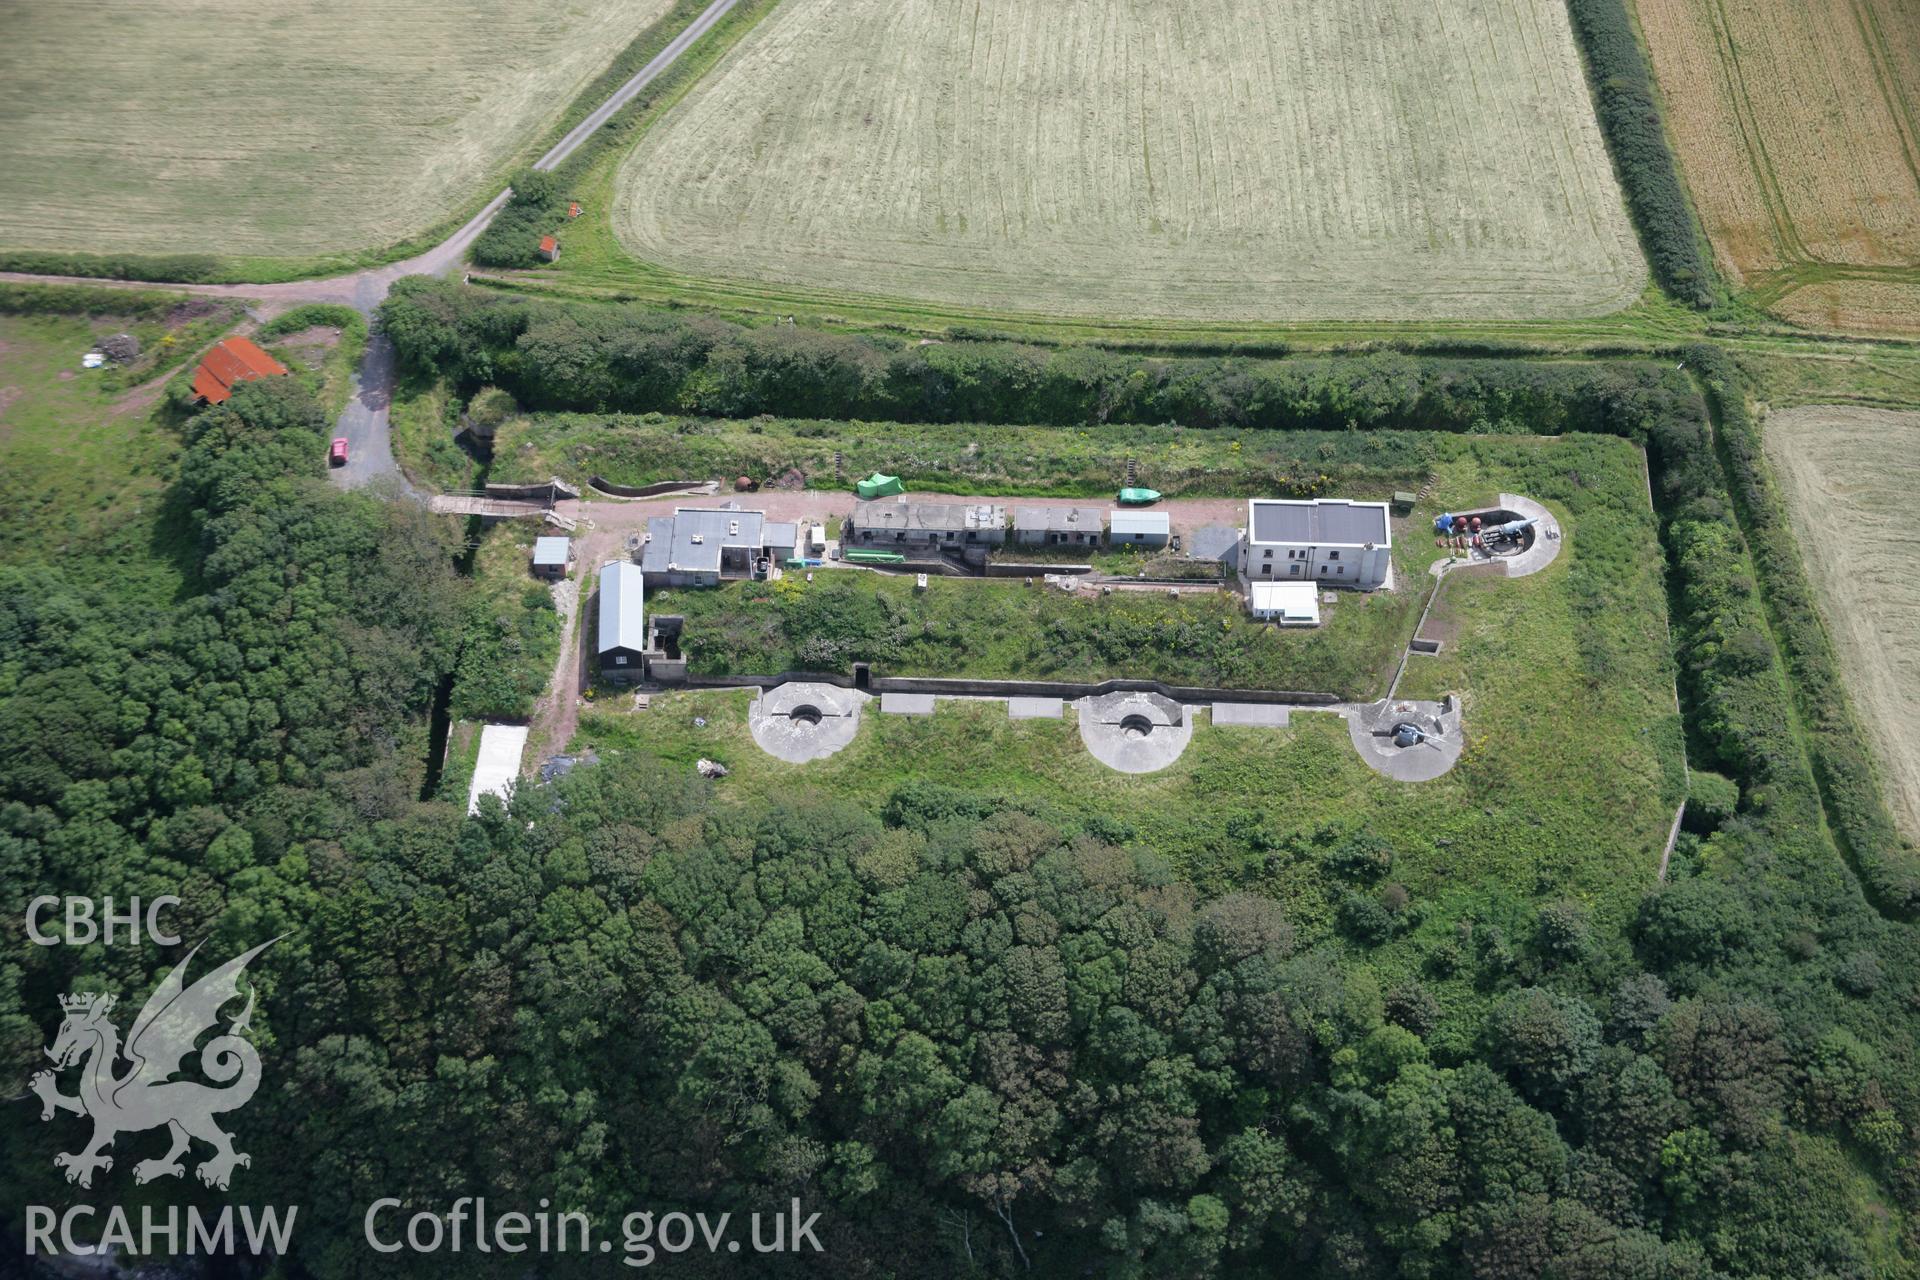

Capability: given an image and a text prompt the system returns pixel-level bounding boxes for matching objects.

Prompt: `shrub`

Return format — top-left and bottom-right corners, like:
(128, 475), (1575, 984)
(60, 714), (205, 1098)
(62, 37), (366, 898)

(1684, 770), (1739, 833)
(470, 168), (567, 269)
(0, 249), (228, 283)
(256, 303), (362, 341)
(465, 386), (519, 435)
(378, 278), (1701, 437)
(1337, 892), (1396, 946)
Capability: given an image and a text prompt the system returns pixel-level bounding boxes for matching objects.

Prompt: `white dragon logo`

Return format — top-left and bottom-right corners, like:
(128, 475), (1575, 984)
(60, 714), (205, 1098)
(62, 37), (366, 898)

(29, 939), (276, 1191)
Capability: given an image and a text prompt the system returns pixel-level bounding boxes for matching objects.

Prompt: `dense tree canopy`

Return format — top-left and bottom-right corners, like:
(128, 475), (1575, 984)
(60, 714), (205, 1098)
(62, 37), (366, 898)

(3, 357), (1917, 1278)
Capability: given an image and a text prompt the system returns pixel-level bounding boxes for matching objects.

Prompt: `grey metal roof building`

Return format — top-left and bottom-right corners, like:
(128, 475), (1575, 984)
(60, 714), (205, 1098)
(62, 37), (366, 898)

(532, 536), (571, 568)
(763, 522), (799, 551)
(1108, 509), (1172, 539)
(597, 561), (647, 657)
(1247, 499), (1389, 547)
(635, 506), (772, 580)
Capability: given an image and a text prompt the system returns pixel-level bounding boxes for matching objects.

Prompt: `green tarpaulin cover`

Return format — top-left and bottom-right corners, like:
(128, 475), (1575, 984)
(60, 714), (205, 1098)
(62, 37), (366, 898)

(1117, 487), (1162, 505)
(857, 473), (905, 499)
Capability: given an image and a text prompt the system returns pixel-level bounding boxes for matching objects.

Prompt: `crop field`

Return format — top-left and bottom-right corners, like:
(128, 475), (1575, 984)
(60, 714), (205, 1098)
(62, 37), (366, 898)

(1635, 0), (1920, 330)
(0, 0), (674, 259)
(1763, 405), (1920, 839)
(610, 0), (1646, 322)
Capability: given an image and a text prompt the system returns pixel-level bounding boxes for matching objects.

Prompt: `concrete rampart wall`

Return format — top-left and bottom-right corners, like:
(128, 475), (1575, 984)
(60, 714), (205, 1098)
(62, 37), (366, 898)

(668, 669), (1339, 705)
(588, 476), (706, 499)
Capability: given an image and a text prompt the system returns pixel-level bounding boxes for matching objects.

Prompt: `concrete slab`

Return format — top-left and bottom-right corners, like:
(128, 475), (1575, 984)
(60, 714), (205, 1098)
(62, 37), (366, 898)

(1496, 492), (1563, 577)
(881, 692), (937, 716)
(749, 682), (867, 762)
(1189, 525), (1243, 563)
(467, 724), (530, 815)
(1345, 697), (1463, 782)
(1076, 691), (1193, 773)
(1008, 696), (1064, 720)
(1428, 492), (1563, 580)
(1212, 702), (1291, 728)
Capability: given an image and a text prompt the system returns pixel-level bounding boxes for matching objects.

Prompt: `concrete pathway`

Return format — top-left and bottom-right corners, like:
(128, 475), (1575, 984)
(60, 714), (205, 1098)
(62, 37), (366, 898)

(467, 724), (530, 814)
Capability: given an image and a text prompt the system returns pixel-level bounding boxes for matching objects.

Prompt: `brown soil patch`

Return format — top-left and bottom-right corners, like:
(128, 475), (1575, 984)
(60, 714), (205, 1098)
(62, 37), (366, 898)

(268, 324), (342, 370)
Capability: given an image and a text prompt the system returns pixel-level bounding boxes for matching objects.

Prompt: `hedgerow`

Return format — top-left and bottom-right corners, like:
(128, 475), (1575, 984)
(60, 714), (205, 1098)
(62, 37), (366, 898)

(1564, 0), (1717, 307)
(0, 248), (226, 284)
(1686, 345), (1920, 916)
(379, 278), (1698, 434)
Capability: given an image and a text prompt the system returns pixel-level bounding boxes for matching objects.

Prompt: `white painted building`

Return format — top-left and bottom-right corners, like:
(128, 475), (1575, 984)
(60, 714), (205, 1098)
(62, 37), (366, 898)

(1108, 509), (1171, 547)
(1241, 499), (1392, 589)
(1248, 581), (1321, 625)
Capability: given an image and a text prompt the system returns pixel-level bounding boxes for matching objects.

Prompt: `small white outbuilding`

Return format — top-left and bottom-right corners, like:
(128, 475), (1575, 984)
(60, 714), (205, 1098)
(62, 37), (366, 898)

(1248, 581), (1321, 626)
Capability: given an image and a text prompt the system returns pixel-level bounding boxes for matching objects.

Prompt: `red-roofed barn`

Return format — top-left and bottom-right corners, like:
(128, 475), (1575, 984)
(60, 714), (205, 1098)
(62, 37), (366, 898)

(192, 337), (289, 405)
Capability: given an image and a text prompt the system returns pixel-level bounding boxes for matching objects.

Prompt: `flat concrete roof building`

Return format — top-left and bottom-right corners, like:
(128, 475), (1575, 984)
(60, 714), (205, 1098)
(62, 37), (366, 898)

(846, 498), (1007, 564)
(850, 498), (1007, 538)
(1013, 506), (1104, 545)
(1249, 581), (1321, 626)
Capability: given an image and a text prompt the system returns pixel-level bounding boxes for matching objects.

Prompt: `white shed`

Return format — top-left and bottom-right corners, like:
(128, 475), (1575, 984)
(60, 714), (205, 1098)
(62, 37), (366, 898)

(1249, 581), (1321, 626)
(1108, 509), (1171, 547)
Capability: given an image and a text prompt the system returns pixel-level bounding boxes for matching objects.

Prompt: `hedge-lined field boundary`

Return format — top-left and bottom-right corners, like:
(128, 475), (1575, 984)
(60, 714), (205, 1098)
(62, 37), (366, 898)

(1687, 345), (1920, 916)
(378, 277), (1698, 433)
(1564, 0), (1717, 308)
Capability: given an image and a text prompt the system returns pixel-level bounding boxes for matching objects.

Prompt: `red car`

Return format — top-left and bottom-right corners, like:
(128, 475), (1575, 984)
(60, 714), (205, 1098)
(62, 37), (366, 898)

(329, 437), (349, 466)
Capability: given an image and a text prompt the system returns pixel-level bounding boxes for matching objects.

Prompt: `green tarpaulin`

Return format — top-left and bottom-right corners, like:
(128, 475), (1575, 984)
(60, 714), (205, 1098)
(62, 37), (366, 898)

(1117, 487), (1162, 505)
(857, 473), (905, 499)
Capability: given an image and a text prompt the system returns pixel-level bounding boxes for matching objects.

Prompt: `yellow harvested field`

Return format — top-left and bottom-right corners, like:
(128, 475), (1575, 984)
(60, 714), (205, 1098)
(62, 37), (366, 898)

(0, 0), (675, 258)
(1635, 0), (1920, 327)
(1763, 406), (1920, 841)
(613, 0), (1647, 322)
(1772, 279), (1920, 335)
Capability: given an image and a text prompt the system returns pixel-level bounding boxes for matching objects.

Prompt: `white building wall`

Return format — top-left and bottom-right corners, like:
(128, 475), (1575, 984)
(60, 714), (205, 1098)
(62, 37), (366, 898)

(1242, 540), (1390, 589)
